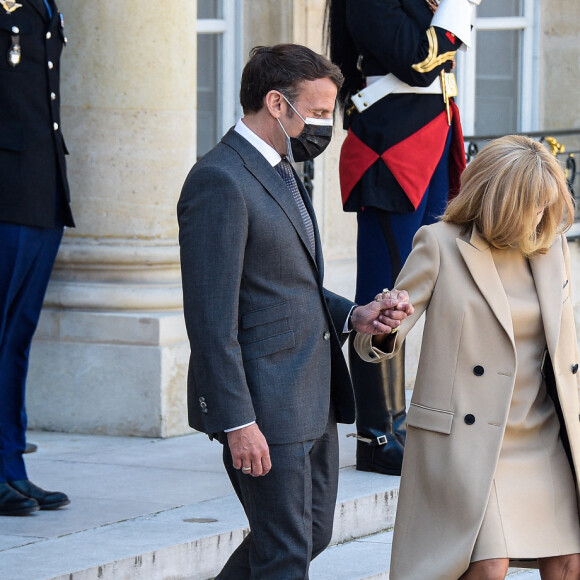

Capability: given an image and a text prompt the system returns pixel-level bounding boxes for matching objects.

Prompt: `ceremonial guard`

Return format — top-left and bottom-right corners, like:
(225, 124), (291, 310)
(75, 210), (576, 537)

(326, 0), (480, 475)
(0, 0), (73, 515)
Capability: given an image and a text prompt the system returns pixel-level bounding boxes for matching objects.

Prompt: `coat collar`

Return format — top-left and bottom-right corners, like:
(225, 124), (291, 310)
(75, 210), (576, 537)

(457, 225), (563, 352)
(456, 226), (514, 343)
(221, 128), (321, 272)
(529, 236), (563, 355)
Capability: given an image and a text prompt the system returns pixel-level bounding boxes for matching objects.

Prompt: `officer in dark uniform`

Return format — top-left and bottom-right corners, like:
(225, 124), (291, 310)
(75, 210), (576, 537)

(0, 0), (73, 516)
(326, 0), (480, 475)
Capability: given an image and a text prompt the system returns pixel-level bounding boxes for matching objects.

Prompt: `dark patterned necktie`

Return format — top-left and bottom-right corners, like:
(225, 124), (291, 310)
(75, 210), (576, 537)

(275, 158), (316, 257)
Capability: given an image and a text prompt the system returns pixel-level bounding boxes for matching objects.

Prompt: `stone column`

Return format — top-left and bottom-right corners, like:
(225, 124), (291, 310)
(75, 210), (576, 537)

(26, 0), (197, 437)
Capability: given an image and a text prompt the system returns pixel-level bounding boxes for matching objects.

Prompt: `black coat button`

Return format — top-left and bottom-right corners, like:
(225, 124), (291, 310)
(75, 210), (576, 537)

(464, 414), (475, 425)
(473, 366), (484, 376)
(572, 364), (578, 374)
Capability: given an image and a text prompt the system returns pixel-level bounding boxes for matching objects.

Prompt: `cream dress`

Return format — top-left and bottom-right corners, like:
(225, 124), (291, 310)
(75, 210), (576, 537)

(471, 246), (580, 561)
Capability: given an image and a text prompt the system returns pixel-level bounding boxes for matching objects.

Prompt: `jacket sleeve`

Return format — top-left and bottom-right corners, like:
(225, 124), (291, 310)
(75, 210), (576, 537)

(177, 165), (256, 433)
(323, 287), (356, 345)
(354, 224), (440, 361)
(346, 0), (467, 87)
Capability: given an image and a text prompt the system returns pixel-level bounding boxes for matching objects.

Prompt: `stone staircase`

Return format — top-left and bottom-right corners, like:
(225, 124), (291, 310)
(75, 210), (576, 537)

(0, 428), (542, 580)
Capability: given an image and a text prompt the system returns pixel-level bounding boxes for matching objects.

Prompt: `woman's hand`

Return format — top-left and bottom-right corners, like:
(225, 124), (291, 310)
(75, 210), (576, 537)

(351, 289), (414, 335)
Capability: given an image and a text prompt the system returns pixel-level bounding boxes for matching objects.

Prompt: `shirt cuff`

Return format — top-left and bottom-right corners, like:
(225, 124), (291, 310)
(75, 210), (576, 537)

(224, 421), (256, 432)
(344, 304), (358, 333)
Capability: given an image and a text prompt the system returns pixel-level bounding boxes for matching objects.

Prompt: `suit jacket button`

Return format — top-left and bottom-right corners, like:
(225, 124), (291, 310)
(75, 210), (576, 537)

(473, 365), (484, 376)
(572, 363), (578, 374)
(464, 414), (476, 425)
(323, 331), (330, 340)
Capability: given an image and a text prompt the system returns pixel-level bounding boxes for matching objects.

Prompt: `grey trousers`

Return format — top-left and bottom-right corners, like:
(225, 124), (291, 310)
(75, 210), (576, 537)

(216, 412), (339, 580)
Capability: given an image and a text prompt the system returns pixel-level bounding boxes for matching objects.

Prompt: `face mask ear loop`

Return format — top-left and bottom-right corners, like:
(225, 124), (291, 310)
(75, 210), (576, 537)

(277, 118), (296, 165)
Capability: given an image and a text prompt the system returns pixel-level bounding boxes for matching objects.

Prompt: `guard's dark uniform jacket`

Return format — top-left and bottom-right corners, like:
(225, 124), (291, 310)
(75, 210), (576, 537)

(340, 0), (467, 215)
(0, 0), (73, 228)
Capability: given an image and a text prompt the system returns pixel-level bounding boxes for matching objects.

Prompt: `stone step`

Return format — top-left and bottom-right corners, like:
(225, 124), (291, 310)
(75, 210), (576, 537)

(1, 467), (400, 580)
(311, 530), (542, 580)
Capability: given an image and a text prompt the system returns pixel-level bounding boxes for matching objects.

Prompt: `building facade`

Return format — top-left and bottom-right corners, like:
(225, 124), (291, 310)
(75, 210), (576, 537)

(27, 0), (580, 436)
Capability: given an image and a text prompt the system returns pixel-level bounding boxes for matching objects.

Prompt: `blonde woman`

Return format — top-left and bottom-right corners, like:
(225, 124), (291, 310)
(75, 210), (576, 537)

(356, 135), (580, 579)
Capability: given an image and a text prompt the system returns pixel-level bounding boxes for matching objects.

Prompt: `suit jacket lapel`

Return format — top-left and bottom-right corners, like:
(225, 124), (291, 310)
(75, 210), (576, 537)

(529, 237), (563, 355)
(456, 226), (515, 343)
(222, 129), (318, 268)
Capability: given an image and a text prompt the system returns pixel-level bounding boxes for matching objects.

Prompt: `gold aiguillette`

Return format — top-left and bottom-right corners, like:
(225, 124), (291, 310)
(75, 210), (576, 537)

(1, 1), (23, 14)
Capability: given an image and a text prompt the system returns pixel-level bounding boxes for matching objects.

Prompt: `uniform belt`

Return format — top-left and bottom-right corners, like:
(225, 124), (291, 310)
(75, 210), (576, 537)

(350, 73), (444, 113)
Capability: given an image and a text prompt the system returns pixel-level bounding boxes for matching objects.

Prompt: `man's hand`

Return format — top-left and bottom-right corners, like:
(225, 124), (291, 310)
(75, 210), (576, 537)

(227, 423), (272, 477)
(351, 289), (414, 335)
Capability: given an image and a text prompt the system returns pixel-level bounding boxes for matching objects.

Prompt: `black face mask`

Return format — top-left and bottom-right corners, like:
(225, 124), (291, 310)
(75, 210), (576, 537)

(277, 94), (334, 164)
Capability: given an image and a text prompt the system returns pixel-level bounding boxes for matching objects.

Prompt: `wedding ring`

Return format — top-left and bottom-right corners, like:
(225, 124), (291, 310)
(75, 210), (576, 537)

(241, 467), (251, 472)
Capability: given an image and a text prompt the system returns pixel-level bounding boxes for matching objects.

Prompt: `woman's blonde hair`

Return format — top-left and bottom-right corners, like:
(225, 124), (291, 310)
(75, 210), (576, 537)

(443, 134), (574, 256)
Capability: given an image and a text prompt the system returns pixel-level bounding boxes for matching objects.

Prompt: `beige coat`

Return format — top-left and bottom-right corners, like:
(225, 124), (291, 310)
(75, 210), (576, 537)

(355, 221), (580, 580)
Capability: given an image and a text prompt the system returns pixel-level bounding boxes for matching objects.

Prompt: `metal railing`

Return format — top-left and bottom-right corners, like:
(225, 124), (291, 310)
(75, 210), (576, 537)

(464, 129), (580, 238)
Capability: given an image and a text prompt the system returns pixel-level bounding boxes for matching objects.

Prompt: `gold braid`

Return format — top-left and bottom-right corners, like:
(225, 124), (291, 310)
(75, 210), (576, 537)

(425, 0), (440, 14)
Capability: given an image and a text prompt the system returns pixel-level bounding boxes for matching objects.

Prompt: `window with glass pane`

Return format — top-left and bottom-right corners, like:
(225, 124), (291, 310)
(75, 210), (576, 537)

(474, 28), (523, 135)
(197, 33), (221, 158)
(477, 0), (523, 18)
(198, 0), (221, 19)
(197, 0), (223, 159)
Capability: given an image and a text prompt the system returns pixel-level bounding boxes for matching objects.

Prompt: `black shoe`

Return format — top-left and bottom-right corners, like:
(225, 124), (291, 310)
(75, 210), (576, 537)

(354, 432), (404, 476)
(0, 482), (39, 516)
(9, 480), (70, 510)
(24, 442), (38, 454)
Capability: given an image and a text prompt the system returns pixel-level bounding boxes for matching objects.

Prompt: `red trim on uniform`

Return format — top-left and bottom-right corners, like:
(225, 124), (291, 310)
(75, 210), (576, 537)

(339, 129), (379, 205)
(448, 100), (466, 200)
(381, 110), (451, 209)
(339, 102), (466, 209)
(446, 31), (456, 44)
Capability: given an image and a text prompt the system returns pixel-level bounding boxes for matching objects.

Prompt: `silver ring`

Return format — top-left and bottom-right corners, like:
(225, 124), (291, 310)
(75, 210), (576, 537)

(241, 467), (251, 472)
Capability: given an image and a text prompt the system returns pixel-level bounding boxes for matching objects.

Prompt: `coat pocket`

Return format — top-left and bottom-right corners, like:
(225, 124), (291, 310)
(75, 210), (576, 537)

(241, 301), (290, 329)
(240, 330), (295, 361)
(406, 403), (454, 435)
(240, 302), (294, 361)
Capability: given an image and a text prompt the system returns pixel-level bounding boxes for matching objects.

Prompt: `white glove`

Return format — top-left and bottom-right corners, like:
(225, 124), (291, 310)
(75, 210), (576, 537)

(432, 0), (479, 48)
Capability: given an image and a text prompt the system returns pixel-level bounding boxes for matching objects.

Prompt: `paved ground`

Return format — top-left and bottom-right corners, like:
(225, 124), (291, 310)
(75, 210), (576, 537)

(0, 424), (366, 579)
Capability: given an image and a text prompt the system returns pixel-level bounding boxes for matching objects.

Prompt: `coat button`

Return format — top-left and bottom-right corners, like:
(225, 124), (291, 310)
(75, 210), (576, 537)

(48, 60), (54, 69)
(473, 365), (484, 376)
(572, 364), (578, 374)
(11, 26), (19, 33)
(323, 331), (330, 341)
(464, 414), (476, 425)
(51, 92), (56, 101)
(46, 31), (52, 39)
(53, 122), (59, 131)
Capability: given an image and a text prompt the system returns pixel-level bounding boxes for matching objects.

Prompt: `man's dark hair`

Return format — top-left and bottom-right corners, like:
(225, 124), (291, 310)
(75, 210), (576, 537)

(240, 44), (344, 114)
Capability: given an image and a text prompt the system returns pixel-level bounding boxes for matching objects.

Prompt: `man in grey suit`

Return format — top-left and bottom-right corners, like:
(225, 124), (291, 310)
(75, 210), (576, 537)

(178, 44), (405, 579)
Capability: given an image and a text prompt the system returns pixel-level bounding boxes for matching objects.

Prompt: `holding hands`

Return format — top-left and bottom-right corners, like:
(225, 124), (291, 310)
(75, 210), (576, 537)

(351, 289), (414, 336)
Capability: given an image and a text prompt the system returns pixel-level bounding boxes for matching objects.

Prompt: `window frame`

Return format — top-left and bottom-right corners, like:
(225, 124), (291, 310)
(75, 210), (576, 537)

(455, 0), (540, 136)
(196, 1), (244, 154)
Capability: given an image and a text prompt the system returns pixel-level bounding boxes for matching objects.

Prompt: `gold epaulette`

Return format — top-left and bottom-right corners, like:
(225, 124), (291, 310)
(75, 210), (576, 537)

(412, 27), (457, 74)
